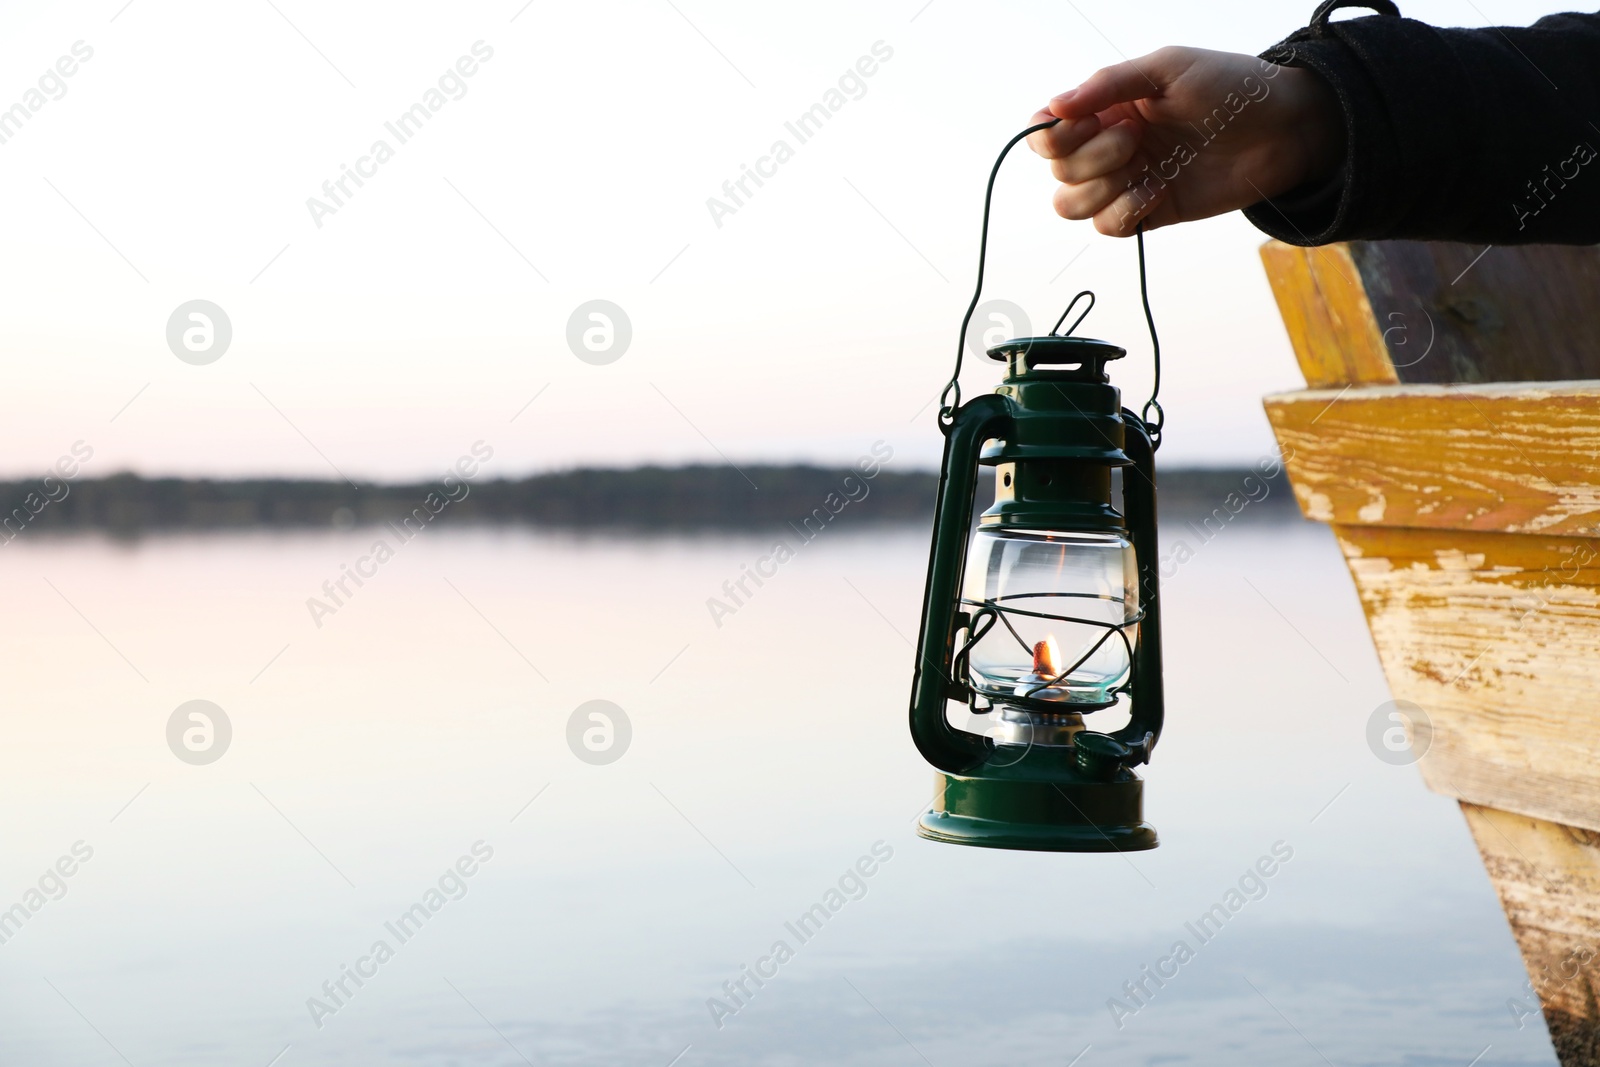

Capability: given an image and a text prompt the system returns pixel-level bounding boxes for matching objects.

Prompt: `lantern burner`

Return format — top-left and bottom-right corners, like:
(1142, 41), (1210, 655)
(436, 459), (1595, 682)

(992, 706), (1085, 748)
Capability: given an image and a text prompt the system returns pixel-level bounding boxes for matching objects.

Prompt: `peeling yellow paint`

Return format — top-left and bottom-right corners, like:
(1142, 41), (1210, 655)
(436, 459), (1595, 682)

(1265, 384), (1600, 537)
(1333, 525), (1600, 835)
(1432, 549), (1489, 571)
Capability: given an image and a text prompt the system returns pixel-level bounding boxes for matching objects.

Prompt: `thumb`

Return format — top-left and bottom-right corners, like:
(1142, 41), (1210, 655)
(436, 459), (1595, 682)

(1050, 53), (1170, 120)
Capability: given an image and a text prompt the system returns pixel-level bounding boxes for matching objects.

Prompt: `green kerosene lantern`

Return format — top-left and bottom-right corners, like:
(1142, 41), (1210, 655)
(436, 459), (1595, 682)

(910, 121), (1165, 852)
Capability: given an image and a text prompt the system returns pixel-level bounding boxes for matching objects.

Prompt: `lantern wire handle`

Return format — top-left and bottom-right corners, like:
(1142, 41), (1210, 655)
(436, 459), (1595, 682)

(939, 120), (1057, 429)
(1135, 223), (1164, 450)
(939, 119), (1167, 454)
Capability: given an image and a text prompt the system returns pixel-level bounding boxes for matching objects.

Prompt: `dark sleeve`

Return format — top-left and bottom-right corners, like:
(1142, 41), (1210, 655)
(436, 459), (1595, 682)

(1242, 7), (1600, 246)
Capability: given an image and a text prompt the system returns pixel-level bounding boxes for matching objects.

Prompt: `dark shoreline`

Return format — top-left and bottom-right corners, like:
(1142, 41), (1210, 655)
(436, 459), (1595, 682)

(0, 465), (1300, 536)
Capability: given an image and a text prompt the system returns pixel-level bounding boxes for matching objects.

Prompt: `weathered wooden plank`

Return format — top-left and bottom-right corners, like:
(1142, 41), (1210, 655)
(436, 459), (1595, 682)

(1461, 802), (1600, 1064)
(1259, 240), (1396, 388)
(1260, 240), (1600, 390)
(1347, 242), (1600, 386)
(1265, 382), (1600, 536)
(1334, 524), (1600, 831)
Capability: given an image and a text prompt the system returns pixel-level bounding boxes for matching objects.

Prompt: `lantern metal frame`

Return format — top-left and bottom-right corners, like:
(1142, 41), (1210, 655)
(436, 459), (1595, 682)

(909, 336), (1165, 853)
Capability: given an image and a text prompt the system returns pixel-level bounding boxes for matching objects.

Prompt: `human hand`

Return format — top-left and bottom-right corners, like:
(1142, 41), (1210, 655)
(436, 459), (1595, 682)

(1027, 47), (1344, 235)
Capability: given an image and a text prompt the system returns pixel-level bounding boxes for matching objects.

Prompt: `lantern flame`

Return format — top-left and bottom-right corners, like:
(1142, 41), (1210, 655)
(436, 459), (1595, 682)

(1032, 635), (1062, 679)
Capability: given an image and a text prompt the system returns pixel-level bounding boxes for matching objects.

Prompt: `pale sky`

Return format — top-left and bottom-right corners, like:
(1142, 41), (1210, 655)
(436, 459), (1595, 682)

(0, 0), (1567, 481)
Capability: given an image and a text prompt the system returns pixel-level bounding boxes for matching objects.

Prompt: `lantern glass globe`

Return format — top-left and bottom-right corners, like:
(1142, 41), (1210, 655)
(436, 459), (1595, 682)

(962, 528), (1139, 707)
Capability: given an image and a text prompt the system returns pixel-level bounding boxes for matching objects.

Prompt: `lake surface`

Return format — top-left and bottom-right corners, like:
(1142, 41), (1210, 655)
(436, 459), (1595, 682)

(0, 517), (1559, 1066)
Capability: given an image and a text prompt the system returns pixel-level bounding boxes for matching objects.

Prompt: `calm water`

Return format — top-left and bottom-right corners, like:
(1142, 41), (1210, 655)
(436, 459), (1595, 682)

(0, 517), (1559, 1066)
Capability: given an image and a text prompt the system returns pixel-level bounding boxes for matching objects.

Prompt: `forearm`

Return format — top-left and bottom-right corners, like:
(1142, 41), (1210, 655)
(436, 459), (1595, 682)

(1245, 10), (1600, 246)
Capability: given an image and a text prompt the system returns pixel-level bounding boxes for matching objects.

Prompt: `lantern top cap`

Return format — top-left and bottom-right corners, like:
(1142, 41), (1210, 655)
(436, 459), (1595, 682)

(987, 335), (1126, 381)
(985, 335), (1126, 364)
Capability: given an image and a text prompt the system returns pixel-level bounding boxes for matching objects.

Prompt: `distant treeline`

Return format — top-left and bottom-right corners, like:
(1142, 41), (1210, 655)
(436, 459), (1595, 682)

(0, 464), (1297, 536)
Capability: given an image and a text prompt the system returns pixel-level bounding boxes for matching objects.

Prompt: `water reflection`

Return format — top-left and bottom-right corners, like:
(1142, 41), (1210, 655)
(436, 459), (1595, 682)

(0, 519), (1556, 1065)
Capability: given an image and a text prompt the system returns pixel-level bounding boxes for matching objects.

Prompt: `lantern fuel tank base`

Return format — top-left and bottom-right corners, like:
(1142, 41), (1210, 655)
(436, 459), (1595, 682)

(918, 772), (1157, 853)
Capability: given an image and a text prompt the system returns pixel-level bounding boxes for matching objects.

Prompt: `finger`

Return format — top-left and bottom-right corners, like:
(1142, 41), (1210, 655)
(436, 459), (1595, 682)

(1052, 174), (1126, 222)
(1027, 113), (1101, 158)
(1053, 154), (1170, 228)
(1091, 180), (1167, 237)
(1130, 197), (1181, 234)
(1050, 120), (1140, 184)
(1025, 108), (1058, 154)
(1049, 53), (1168, 121)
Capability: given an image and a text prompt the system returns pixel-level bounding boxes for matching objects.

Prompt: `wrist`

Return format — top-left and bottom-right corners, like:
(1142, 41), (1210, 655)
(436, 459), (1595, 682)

(1272, 65), (1346, 192)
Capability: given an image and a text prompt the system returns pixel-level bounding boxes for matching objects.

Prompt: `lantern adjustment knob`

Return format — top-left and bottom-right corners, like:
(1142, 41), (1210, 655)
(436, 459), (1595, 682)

(1073, 731), (1132, 781)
